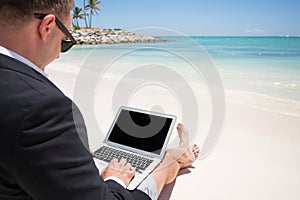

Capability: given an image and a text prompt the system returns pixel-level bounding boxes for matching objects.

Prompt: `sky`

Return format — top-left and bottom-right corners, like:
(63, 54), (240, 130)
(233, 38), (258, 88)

(74, 0), (300, 36)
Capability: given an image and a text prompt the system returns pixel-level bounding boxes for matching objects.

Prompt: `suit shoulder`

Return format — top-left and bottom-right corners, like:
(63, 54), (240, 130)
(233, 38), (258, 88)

(0, 66), (64, 99)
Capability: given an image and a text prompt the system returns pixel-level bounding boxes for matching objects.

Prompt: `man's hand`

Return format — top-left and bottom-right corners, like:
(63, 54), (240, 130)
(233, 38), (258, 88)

(101, 158), (136, 187)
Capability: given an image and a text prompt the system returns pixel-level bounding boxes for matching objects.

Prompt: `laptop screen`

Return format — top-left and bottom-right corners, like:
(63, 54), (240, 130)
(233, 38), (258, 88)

(107, 109), (174, 155)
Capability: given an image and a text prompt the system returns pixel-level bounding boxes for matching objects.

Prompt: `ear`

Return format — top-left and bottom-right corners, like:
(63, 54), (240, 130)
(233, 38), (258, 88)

(38, 14), (56, 41)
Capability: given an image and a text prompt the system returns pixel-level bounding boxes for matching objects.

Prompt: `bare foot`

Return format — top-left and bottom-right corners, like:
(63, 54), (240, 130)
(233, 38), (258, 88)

(176, 144), (199, 169)
(176, 124), (200, 168)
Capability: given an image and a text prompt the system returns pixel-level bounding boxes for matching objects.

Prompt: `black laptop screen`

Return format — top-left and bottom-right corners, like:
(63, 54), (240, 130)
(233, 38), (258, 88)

(107, 109), (173, 155)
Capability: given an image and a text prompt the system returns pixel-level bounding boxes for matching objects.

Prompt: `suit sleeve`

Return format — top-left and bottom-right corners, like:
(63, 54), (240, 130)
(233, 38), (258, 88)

(13, 92), (150, 200)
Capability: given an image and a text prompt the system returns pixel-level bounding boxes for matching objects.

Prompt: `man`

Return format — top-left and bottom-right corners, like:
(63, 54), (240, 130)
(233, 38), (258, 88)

(0, 1), (199, 200)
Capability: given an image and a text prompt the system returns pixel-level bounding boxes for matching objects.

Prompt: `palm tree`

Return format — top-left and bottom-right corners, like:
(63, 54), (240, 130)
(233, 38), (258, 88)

(85, 0), (102, 28)
(72, 7), (84, 27)
(83, 0), (88, 28)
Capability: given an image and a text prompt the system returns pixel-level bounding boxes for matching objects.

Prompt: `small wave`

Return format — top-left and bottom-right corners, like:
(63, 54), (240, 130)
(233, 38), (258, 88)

(226, 90), (300, 118)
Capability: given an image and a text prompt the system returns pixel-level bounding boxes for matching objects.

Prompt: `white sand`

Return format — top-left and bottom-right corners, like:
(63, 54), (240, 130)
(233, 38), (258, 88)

(46, 63), (300, 200)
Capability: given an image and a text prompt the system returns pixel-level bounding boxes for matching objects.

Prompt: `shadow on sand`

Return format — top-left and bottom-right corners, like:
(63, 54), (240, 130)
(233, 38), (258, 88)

(158, 166), (195, 200)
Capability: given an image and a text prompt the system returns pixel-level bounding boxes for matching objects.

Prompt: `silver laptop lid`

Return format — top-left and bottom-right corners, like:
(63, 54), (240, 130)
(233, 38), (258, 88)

(103, 106), (176, 159)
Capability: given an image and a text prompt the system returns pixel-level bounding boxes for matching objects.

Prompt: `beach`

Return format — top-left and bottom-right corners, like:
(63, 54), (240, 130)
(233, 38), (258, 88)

(46, 36), (300, 200)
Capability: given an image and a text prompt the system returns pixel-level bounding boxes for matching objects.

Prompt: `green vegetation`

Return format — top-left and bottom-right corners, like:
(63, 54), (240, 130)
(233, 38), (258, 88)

(72, 0), (102, 29)
(72, 7), (84, 27)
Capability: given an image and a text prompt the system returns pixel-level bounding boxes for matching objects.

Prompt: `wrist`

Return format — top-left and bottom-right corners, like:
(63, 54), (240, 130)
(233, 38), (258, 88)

(104, 176), (127, 188)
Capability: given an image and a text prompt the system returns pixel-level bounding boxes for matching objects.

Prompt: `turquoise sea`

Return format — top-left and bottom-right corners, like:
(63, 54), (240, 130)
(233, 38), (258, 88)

(60, 36), (300, 102)
(192, 36), (300, 101)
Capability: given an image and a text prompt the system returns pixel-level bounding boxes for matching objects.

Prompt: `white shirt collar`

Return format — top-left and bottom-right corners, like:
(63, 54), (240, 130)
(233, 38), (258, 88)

(0, 46), (48, 77)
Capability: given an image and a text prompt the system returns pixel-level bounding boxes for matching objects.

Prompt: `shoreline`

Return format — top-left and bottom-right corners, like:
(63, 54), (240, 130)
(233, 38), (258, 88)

(71, 28), (166, 45)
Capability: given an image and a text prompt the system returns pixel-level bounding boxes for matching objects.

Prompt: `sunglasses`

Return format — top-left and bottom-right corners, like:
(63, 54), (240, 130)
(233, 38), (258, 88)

(34, 13), (76, 53)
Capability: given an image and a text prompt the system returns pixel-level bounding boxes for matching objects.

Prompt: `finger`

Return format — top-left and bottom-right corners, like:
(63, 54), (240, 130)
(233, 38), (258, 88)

(110, 158), (118, 165)
(125, 163), (136, 175)
(119, 158), (127, 165)
(107, 158), (118, 170)
(129, 167), (136, 174)
(127, 168), (136, 177)
(125, 162), (136, 173)
(125, 162), (132, 167)
(124, 162), (133, 170)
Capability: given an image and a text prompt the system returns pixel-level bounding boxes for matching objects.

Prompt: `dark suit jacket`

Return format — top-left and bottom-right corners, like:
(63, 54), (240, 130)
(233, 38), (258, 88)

(0, 54), (150, 200)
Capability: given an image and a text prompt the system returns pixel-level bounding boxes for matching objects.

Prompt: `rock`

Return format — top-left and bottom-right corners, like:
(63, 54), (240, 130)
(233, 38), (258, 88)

(70, 29), (166, 45)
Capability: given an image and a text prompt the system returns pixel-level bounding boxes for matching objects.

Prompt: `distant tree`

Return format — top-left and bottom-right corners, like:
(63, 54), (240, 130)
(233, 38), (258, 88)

(85, 0), (102, 28)
(72, 7), (84, 27)
(83, 0), (89, 28)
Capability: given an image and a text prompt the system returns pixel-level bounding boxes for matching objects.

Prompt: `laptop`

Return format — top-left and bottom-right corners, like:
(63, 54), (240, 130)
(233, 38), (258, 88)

(93, 106), (176, 190)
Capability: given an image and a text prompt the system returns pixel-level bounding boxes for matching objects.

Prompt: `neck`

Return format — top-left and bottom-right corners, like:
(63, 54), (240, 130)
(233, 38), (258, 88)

(0, 24), (45, 70)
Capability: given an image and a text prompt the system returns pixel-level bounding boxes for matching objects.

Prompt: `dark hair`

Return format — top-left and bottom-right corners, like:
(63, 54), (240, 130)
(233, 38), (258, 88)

(0, 0), (74, 28)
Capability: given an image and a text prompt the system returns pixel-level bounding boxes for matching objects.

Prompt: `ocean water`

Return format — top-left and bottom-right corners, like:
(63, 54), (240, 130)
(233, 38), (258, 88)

(192, 36), (300, 101)
(57, 36), (300, 102)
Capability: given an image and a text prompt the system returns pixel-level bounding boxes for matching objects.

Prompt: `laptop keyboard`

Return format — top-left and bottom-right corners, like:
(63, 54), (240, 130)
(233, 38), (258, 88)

(94, 146), (154, 173)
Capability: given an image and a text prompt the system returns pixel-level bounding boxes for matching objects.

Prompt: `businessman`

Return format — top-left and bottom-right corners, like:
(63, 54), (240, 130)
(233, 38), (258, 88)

(0, 1), (199, 200)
